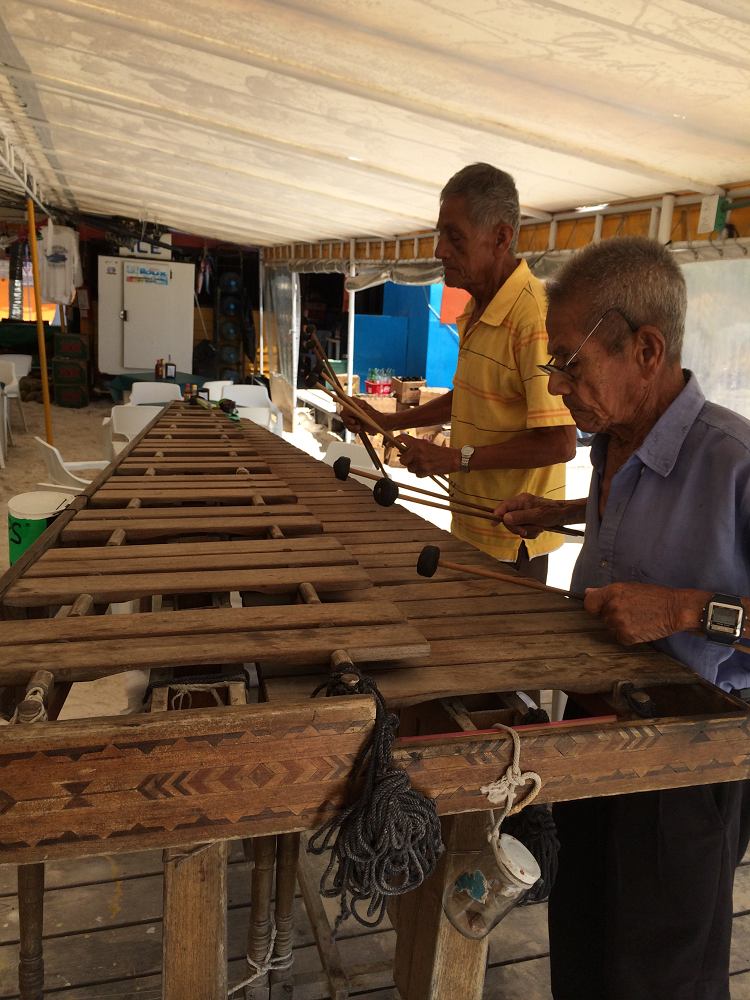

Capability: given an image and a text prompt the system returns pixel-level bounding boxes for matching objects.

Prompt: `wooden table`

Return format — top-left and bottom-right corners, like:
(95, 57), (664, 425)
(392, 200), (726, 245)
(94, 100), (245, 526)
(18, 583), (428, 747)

(1, 401), (748, 1000)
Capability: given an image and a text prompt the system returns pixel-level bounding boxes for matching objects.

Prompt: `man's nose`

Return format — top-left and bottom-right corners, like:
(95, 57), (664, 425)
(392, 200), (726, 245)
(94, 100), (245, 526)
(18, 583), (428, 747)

(435, 233), (450, 259)
(547, 372), (570, 397)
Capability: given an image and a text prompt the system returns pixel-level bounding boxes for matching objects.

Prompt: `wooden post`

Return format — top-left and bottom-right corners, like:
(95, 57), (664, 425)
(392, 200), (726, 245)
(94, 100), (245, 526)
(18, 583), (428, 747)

(392, 812), (489, 1000)
(270, 832), (300, 999)
(245, 834), (277, 999)
(18, 863), (45, 1000)
(162, 841), (229, 1000)
(26, 199), (52, 445)
(16, 670), (53, 1000)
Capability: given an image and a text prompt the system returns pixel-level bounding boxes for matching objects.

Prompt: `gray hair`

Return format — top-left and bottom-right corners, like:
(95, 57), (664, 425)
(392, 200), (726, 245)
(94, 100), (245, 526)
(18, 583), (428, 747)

(546, 235), (687, 365)
(440, 163), (521, 254)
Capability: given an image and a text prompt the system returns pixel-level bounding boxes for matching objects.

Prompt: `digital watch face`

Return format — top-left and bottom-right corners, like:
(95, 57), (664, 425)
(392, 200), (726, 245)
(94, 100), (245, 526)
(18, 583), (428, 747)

(712, 606), (739, 628)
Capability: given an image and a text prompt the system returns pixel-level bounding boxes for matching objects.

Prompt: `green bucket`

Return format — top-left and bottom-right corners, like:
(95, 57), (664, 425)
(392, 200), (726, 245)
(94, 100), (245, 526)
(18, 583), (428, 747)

(7, 492), (75, 565)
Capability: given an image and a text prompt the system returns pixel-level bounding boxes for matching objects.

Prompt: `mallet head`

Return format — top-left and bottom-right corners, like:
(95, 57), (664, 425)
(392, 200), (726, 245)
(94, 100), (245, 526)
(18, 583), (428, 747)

(373, 477), (399, 507)
(333, 456), (351, 481)
(417, 544), (441, 578)
(304, 370), (322, 389)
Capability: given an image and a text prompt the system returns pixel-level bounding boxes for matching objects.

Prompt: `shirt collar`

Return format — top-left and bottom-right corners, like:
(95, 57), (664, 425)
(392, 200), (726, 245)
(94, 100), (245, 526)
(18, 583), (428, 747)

(590, 370), (705, 478)
(456, 258), (531, 335)
(635, 371), (705, 476)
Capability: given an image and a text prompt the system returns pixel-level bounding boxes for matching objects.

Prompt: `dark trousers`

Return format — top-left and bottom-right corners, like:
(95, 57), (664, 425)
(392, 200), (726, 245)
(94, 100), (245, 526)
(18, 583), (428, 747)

(548, 780), (750, 1000)
(514, 540), (548, 583)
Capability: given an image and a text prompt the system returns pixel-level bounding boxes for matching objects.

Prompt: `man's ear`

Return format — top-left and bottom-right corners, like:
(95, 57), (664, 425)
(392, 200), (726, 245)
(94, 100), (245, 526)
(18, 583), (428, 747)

(635, 325), (668, 378)
(494, 224), (514, 256)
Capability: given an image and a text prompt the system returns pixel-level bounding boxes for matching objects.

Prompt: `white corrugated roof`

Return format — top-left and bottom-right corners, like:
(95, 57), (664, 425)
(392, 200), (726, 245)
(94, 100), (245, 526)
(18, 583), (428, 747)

(0, 0), (748, 244)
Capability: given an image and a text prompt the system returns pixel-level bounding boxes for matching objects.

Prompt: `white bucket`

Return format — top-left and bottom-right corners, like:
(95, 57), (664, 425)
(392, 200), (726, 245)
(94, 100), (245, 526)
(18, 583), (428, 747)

(7, 491), (75, 564)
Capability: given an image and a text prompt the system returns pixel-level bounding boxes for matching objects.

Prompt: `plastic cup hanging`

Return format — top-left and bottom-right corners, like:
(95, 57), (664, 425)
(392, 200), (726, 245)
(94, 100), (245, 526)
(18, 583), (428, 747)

(442, 832), (540, 940)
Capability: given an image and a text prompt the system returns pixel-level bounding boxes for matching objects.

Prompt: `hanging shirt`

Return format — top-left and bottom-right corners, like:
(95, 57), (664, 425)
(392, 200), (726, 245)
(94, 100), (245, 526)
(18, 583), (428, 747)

(39, 223), (82, 305)
(449, 258), (576, 561)
(572, 371), (750, 691)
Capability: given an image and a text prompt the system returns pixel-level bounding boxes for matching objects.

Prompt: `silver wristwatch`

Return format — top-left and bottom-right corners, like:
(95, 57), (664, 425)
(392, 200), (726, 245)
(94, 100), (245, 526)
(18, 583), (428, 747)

(460, 445), (475, 473)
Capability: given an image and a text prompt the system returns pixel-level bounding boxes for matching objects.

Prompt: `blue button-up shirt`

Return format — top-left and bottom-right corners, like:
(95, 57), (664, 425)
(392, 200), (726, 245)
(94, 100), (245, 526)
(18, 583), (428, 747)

(571, 371), (750, 692)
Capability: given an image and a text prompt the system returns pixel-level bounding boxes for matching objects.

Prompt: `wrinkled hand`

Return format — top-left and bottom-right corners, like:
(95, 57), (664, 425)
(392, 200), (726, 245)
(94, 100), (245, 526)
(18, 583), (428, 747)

(584, 582), (689, 645)
(341, 398), (389, 434)
(396, 436), (460, 477)
(491, 493), (572, 538)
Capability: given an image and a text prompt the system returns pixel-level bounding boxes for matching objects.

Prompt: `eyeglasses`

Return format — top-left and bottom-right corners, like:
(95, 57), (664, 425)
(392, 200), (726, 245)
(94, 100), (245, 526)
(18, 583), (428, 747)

(538, 308), (638, 379)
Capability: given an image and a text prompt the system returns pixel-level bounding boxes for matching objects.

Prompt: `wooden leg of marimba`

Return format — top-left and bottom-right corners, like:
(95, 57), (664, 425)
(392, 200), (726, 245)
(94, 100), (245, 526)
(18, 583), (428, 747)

(245, 834), (277, 999)
(18, 862), (45, 1000)
(270, 832), (300, 999)
(162, 841), (228, 1000)
(392, 813), (489, 1000)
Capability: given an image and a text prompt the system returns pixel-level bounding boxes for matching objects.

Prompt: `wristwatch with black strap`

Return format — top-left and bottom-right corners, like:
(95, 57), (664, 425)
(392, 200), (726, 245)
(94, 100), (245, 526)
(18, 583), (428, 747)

(702, 593), (745, 645)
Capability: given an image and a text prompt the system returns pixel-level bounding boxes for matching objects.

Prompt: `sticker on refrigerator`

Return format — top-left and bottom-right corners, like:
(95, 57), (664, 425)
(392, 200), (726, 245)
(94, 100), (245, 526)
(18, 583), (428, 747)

(125, 262), (169, 285)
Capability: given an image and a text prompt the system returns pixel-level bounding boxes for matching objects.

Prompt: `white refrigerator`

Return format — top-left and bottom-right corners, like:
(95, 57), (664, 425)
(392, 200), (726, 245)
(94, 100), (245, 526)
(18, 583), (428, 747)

(97, 255), (194, 375)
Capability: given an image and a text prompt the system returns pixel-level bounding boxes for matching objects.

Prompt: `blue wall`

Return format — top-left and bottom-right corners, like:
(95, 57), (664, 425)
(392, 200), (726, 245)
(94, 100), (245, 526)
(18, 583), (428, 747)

(351, 314), (408, 386)
(352, 283), (458, 389)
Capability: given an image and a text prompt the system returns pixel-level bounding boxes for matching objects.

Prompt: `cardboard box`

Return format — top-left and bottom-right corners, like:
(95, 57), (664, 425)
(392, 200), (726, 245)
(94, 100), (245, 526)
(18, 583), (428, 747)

(355, 394), (397, 414)
(52, 358), (87, 385)
(55, 384), (89, 408)
(419, 386), (450, 406)
(392, 376), (425, 404)
(54, 331), (90, 361)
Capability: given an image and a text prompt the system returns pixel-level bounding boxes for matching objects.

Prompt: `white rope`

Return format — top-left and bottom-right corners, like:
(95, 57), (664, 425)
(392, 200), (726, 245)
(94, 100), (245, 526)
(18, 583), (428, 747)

(9, 686), (48, 725)
(228, 926), (293, 994)
(480, 723), (542, 844)
(168, 683), (226, 711)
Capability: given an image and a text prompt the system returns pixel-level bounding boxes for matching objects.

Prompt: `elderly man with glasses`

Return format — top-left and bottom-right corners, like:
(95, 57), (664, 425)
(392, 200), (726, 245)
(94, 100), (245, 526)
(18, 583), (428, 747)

(493, 234), (750, 1000)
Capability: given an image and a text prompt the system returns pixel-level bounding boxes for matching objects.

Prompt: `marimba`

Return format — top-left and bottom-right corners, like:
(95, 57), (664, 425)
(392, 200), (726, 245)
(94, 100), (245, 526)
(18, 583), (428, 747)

(1, 401), (748, 1000)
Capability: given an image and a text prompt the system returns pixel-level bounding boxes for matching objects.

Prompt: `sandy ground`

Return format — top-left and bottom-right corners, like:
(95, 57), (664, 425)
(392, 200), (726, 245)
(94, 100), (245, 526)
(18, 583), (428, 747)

(0, 395), (112, 570)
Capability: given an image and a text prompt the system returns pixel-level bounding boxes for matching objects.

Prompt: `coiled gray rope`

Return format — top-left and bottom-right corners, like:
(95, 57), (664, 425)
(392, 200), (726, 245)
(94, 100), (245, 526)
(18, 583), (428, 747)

(309, 665), (444, 936)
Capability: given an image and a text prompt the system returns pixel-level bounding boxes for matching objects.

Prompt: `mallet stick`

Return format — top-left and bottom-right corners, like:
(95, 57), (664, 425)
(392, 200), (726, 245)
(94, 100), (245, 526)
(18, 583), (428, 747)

(312, 376), (451, 491)
(304, 331), (390, 478)
(417, 544), (585, 599)
(332, 459), (584, 537)
(312, 379), (450, 491)
(416, 547), (750, 654)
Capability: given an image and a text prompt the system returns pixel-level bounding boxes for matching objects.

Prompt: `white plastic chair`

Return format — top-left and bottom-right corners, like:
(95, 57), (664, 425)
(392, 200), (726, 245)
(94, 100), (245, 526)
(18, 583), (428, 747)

(0, 359), (26, 433)
(35, 436), (109, 493)
(203, 380), (234, 401)
(103, 405), (162, 461)
(112, 405), (162, 442)
(1, 354), (32, 377)
(223, 385), (271, 407)
(323, 440), (377, 485)
(236, 404), (283, 437)
(128, 382), (184, 405)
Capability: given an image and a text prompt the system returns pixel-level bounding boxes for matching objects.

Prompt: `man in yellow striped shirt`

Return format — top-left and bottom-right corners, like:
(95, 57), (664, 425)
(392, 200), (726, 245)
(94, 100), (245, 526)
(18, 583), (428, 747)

(344, 163), (576, 581)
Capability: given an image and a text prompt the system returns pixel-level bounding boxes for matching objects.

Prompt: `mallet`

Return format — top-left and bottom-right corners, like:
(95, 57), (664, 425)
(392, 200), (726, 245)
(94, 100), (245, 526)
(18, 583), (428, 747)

(306, 344), (389, 478)
(332, 457), (504, 521)
(332, 458), (584, 537)
(416, 544), (587, 600)
(308, 373), (451, 492)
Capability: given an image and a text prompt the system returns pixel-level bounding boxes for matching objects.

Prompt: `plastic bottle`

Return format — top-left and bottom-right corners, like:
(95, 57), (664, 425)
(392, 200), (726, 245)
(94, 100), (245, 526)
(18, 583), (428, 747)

(442, 833), (540, 940)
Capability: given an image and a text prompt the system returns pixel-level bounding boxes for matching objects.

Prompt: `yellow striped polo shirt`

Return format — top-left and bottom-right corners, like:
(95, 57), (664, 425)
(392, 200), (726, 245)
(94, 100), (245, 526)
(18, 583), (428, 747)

(449, 259), (575, 561)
